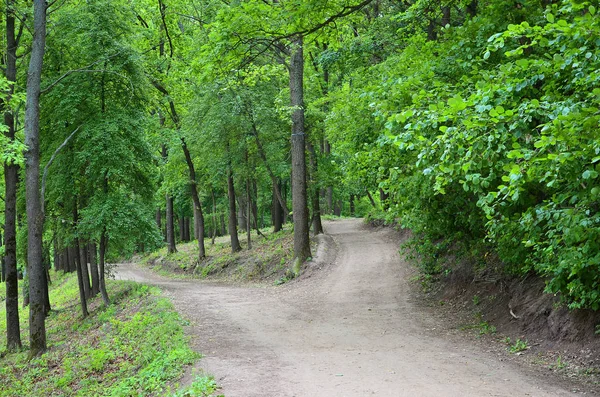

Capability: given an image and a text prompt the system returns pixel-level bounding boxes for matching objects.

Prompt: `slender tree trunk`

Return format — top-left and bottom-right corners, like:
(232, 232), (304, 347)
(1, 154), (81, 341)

(181, 137), (205, 259)
(74, 200), (91, 299)
(72, 202), (88, 315)
(249, 115), (289, 216)
(441, 6), (450, 27)
(194, 205), (201, 241)
(98, 231), (110, 305)
(334, 200), (342, 216)
(366, 190), (377, 208)
(211, 189), (217, 244)
(3, 11), (21, 346)
(178, 214), (184, 242)
(307, 142), (323, 235)
(227, 170), (241, 252)
(24, 0), (47, 357)
(350, 194), (355, 216)
(88, 243), (99, 297)
(3, 2), (22, 351)
(79, 242), (91, 298)
(466, 0), (478, 17)
(272, 180), (283, 232)
(74, 241), (88, 318)
(41, 259), (50, 316)
(250, 180), (264, 237)
(166, 194), (177, 253)
(289, 36), (311, 270)
(0, 232), (3, 283)
(379, 188), (389, 211)
(246, 179), (252, 249)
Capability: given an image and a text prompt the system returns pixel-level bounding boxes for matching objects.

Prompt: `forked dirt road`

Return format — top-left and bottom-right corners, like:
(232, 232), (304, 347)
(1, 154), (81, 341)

(115, 219), (580, 396)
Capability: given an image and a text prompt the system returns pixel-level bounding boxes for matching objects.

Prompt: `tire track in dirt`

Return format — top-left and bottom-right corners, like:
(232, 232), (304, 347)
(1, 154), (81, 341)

(115, 219), (580, 396)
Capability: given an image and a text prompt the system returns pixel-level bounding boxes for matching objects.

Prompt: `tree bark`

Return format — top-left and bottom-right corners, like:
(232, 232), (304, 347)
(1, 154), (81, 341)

(181, 137), (205, 259)
(24, 0), (47, 357)
(98, 231), (110, 305)
(366, 190), (377, 208)
(88, 243), (100, 297)
(307, 142), (323, 235)
(227, 170), (241, 252)
(350, 194), (355, 216)
(211, 189), (217, 244)
(178, 214), (184, 242)
(166, 194), (177, 253)
(2, 0), (22, 352)
(272, 180), (283, 232)
(289, 36), (311, 268)
(249, 115), (289, 216)
(246, 179), (252, 249)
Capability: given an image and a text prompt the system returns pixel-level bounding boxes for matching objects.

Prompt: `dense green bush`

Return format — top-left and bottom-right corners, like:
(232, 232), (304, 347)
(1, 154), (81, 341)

(330, 0), (600, 309)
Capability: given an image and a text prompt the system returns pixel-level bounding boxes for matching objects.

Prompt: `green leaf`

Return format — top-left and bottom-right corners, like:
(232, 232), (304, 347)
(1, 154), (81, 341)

(483, 51), (491, 60)
(546, 13), (555, 23)
(582, 170), (599, 180)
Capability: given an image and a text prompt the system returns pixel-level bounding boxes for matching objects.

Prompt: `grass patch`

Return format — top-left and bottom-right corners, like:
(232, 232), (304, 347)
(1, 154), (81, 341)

(0, 271), (204, 397)
(141, 225), (295, 282)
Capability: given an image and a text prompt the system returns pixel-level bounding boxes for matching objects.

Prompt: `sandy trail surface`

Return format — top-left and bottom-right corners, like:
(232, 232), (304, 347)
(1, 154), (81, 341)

(115, 219), (579, 397)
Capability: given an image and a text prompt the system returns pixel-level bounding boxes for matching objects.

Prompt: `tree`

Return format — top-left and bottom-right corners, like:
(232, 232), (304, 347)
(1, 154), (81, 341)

(24, 0), (48, 357)
(2, 0), (25, 352)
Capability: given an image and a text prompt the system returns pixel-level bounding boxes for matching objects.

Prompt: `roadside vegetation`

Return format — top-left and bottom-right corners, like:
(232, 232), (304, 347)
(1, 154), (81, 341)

(0, 271), (213, 397)
(141, 225), (303, 284)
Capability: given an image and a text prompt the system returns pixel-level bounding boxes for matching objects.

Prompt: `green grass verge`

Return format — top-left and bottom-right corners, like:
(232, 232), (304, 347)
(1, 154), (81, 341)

(0, 272), (209, 397)
(142, 225), (295, 282)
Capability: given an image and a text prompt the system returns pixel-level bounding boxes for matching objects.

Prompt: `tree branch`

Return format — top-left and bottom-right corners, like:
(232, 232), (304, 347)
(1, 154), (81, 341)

(41, 125), (82, 215)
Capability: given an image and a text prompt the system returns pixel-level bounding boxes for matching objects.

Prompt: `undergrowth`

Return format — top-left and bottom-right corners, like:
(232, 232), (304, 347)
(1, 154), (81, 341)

(0, 272), (205, 397)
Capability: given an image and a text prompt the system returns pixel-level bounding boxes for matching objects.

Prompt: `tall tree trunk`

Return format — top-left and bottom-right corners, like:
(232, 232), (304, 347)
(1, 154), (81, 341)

(324, 140), (333, 215)
(246, 179), (252, 249)
(2, 2), (21, 346)
(79, 242), (91, 298)
(178, 214), (184, 242)
(466, 0), (478, 17)
(366, 190), (377, 208)
(74, 200), (91, 299)
(211, 189), (217, 244)
(24, 0), (47, 357)
(73, 203), (88, 316)
(227, 170), (241, 252)
(307, 142), (323, 235)
(194, 204), (201, 241)
(350, 194), (355, 216)
(0, 232), (3, 283)
(88, 243), (100, 297)
(289, 36), (311, 270)
(272, 180), (283, 232)
(41, 258), (50, 316)
(379, 188), (389, 211)
(181, 137), (205, 260)
(249, 114), (289, 216)
(166, 194), (177, 253)
(98, 231), (110, 305)
(441, 6), (450, 27)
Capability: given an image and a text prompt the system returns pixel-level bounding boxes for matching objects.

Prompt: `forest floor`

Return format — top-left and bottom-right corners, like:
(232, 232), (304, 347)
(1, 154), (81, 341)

(115, 218), (598, 396)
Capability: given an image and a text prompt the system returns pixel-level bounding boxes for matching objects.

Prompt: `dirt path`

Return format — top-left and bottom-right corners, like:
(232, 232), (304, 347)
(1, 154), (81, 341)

(115, 219), (580, 396)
